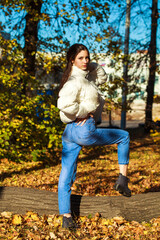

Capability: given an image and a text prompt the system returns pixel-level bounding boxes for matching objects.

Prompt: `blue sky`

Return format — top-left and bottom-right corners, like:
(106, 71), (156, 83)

(109, 0), (160, 53)
(0, 0), (159, 53)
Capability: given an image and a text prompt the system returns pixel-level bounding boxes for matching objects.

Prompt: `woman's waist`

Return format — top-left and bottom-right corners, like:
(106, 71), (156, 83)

(72, 115), (95, 126)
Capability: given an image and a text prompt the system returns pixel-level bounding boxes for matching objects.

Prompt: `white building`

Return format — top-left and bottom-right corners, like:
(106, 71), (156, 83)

(94, 51), (160, 97)
(92, 52), (160, 121)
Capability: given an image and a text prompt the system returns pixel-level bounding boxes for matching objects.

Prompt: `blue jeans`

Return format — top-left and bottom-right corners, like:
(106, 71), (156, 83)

(58, 117), (130, 214)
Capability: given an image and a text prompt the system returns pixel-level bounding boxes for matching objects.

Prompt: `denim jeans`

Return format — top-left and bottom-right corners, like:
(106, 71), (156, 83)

(58, 117), (130, 214)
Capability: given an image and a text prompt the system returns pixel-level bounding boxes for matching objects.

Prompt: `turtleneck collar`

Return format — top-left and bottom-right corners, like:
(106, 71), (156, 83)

(71, 65), (89, 78)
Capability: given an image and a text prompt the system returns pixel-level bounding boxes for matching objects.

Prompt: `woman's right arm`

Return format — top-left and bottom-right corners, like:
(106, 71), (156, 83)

(57, 79), (99, 123)
(57, 80), (79, 116)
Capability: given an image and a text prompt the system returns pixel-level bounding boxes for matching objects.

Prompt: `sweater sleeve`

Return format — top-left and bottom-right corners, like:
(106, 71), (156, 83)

(75, 95), (99, 118)
(88, 62), (108, 86)
(57, 80), (79, 116)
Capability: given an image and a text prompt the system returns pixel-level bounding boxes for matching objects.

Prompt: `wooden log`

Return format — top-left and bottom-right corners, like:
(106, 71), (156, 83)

(0, 186), (160, 222)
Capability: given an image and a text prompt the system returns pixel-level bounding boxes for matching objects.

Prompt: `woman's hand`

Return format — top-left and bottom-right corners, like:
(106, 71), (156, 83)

(75, 114), (93, 126)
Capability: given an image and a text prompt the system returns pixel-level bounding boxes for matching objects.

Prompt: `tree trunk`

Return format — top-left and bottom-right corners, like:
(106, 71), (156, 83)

(1, 186), (160, 223)
(22, 0), (42, 95)
(145, 0), (158, 131)
(121, 0), (131, 129)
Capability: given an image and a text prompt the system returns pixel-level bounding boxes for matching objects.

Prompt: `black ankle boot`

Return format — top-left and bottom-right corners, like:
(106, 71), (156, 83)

(113, 173), (131, 197)
(62, 216), (77, 230)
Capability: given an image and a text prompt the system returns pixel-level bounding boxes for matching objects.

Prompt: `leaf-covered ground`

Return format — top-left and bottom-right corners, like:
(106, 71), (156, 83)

(0, 211), (160, 239)
(0, 132), (160, 239)
(0, 136), (160, 196)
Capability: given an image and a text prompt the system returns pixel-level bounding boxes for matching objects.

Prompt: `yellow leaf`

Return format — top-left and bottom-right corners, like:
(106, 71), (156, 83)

(31, 213), (39, 221)
(101, 218), (110, 226)
(80, 216), (87, 222)
(12, 214), (22, 225)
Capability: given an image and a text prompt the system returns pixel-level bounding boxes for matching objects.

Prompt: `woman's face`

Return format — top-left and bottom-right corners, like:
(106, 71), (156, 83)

(72, 50), (90, 71)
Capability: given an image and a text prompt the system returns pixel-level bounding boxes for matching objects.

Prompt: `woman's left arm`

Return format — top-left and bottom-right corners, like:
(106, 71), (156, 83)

(88, 62), (108, 86)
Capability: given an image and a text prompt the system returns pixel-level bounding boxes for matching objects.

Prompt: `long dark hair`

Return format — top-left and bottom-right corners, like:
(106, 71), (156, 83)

(59, 43), (90, 91)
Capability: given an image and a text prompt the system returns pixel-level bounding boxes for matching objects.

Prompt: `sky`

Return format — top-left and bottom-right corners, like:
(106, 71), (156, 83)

(0, 0), (160, 53)
(109, 0), (160, 53)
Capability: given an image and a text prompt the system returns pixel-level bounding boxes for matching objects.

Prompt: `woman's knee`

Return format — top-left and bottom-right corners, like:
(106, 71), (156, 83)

(59, 169), (71, 186)
(122, 130), (130, 144)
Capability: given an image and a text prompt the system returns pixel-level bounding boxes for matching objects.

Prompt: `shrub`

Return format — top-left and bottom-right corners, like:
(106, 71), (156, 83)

(0, 86), (64, 162)
(0, 37), (64, 162)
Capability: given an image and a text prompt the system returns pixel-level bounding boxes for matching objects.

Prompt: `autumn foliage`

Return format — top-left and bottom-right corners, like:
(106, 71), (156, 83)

(1, 127), (160, 238)
(0, 211), (160, 239)
(0, 37), (64, 162)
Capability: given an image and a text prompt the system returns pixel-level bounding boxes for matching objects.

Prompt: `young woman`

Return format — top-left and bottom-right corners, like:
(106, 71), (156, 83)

(57, 43), (131, 229)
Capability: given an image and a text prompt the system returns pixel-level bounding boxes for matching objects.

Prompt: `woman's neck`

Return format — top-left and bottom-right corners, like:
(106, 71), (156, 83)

(71, 65), (89, 77)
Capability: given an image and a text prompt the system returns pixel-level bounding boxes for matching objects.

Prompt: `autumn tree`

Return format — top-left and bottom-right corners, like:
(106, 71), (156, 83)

(108, 0), (160, 128)
(0, 0), (43, 94)
(0, 0), (119, 95)
(145, 0), (159, 130)
(0, 1), (116, 54)
(22, 0), (42, 94)
(0, 0), (120, 161)
(121, 0), (131, 129)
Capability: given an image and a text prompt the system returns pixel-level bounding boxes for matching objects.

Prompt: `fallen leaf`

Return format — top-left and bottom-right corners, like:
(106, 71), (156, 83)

(12, 214), (22, 225)
(113, 216), (126, 225)
(49, 232), (57, 239)
(1, 211), (12, 218)
(30, 213), (39, 221)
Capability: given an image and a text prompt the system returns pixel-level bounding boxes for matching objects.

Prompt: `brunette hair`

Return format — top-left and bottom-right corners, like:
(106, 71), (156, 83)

(59, 43), (90, 91)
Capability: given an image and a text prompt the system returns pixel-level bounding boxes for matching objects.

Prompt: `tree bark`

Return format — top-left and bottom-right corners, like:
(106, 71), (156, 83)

(121, 0), (131, 129)
(145, 0), (158, 130)
(22, 0), (42, 94)
(1, 186), (160, 223)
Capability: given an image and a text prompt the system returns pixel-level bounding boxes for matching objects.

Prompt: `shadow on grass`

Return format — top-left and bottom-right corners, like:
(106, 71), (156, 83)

(1, 126), (159, 196)
(0, 158), (61, 182)
(0, 126), (151, 180)
(144, 185), (160, 193)
(129, 169), (160, 194)
(79, 146), (117, 163)
(127, 126), (147, 140)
